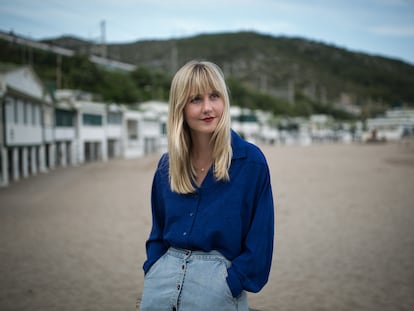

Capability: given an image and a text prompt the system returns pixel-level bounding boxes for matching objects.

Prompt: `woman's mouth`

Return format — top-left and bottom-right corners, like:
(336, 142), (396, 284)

(202, 117), (215, 123)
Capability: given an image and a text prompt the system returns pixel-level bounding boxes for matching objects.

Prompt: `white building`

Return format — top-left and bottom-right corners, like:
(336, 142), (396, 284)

(309, 114), (335, 143)
(123, 101), (168, 159)
(140, 101), (168, 154)
(230, 106), (260, 143)
(0, 65), (53, 186)
(54, 101), (78, 167)
(123, 110), (144, 159)
(364, 108), (414, 142)
(76, 101), (108, 163)
(106, 104), (124, 159)
(55, 90), (127, 164)
(255, 110), (279, 144)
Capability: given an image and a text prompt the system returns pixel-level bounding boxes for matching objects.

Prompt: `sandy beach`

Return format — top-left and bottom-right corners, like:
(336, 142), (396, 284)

(1, 142), (413, 311)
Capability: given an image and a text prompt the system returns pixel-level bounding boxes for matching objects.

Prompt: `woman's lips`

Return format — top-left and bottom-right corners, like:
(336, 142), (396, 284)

(202, 117), (215, 123)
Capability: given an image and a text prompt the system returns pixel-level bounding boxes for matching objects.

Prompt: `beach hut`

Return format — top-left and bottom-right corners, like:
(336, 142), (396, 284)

(255, 109), (279, 145)
(106, 104), (124, 159)
(55, 90), (127, 163)
(364, 108), (414, 142)
(55, 90), (109, 163)
(139, 101), (168, 154)
(141, 110), (162, 154)
(123, 110), (144, 159)
(123, 101), (168, 159)
(230, 106), (260, 143)
(76, 101), (108, 163)
(54, 99), (78, 167)
(0, 65), (53, 186)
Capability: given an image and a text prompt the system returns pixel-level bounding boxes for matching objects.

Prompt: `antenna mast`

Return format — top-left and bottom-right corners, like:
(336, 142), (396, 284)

(100, 20), (107, 58)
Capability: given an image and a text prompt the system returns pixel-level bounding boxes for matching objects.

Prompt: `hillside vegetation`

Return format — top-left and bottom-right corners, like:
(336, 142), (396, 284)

(2, 31), (413, 119)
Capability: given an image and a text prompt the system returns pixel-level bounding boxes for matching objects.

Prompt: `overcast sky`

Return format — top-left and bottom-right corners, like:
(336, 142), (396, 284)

(1, 0), (413, 64)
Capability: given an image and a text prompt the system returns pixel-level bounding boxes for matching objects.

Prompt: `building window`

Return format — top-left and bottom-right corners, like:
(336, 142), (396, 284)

(161, 122), (167, 135)
(17, 100), (24, 124)
(83, 113), (102, 126)
(33, 106), (40, 125)
(43, 107), (53, 127)
(239, 114), (257, 122)
(107, 112), (122, 125)
(4, 96), (15, 123)
(32, 104), (37, 125)
(55, 109), (75, 127)
(26, 102), (32, 125)
(23, 101), (27, 124)
(127, 120), (138, 139)
(14, 101), (18, 123)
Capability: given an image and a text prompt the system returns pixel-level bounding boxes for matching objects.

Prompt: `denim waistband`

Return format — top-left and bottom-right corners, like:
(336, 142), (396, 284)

(167, 247), (231, 267)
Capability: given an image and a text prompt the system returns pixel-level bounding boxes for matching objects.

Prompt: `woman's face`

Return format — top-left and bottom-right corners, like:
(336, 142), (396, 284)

(183, 89), (224, 136)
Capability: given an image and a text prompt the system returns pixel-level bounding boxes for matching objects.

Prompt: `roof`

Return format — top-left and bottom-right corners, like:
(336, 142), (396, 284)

(0, 64), (53, 104)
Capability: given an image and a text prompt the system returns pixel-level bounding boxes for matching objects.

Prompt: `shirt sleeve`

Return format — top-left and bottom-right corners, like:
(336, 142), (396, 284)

(142, 156), (168, 274)
(226, 163), (275, 297)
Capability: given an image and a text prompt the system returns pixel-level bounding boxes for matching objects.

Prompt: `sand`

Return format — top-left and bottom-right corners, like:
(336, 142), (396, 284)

(1, 142), (413, 311)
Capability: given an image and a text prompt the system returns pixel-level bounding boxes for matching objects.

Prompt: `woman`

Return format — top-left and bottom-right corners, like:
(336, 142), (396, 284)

(140, 60), (274, 311)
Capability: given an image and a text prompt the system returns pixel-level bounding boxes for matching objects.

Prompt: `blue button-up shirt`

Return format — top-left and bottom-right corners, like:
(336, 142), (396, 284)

(143, 130), (275, 298)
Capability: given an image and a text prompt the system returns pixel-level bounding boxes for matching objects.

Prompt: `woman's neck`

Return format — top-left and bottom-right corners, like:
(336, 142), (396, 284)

(190, 132), (213, 167)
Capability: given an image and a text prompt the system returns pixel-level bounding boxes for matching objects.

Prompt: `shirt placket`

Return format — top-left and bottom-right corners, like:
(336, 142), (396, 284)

(182, 191), (200, 247)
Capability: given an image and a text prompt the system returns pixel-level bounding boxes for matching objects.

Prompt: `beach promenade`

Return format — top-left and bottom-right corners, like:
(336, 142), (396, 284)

(1, 142), (413, 311)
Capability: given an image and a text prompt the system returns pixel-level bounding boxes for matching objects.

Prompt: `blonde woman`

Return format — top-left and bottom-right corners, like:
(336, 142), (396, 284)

(140, 60), (274, 311)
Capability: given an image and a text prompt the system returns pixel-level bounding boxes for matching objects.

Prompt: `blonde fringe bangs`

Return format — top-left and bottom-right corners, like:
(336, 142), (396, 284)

(168, 61), (232, 194)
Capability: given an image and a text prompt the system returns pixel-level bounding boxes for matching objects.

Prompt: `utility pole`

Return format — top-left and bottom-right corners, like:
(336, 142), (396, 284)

(100, 20), (107, 58)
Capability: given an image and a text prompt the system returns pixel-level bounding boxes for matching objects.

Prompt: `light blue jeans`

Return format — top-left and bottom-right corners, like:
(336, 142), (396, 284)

(139, 247), (248, 311)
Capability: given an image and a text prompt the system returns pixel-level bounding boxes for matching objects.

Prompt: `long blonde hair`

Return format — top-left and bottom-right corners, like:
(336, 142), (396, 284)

(168, 60), (232, 194)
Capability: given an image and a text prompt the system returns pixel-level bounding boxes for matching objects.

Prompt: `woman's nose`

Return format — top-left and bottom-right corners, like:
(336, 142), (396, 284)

(202, 97), (213, 112)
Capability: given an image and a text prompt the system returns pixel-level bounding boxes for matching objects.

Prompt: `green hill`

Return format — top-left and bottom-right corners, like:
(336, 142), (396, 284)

(2, 31), (413, 119)
(44, 31), (414, 111)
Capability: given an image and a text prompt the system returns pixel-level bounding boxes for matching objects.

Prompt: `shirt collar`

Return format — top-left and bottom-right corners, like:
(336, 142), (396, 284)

(231, 129), (247, 160)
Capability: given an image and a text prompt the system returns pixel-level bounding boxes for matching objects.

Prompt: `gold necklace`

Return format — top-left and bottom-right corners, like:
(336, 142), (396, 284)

(194, 166), (206, 172)
(193, 162), (211, 173)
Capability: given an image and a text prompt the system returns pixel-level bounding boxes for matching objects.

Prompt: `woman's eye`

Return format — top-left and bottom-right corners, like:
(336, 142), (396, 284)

(190, 96), (201, 103)
(210, 92), (220, 99)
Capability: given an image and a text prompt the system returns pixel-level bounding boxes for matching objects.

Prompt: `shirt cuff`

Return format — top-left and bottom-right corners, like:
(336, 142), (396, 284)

(226, 267), (243, 298)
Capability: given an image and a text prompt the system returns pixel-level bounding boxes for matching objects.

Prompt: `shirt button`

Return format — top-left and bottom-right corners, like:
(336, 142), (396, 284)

(183, 232), (187, 236)
(189, 212), (194, 217)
